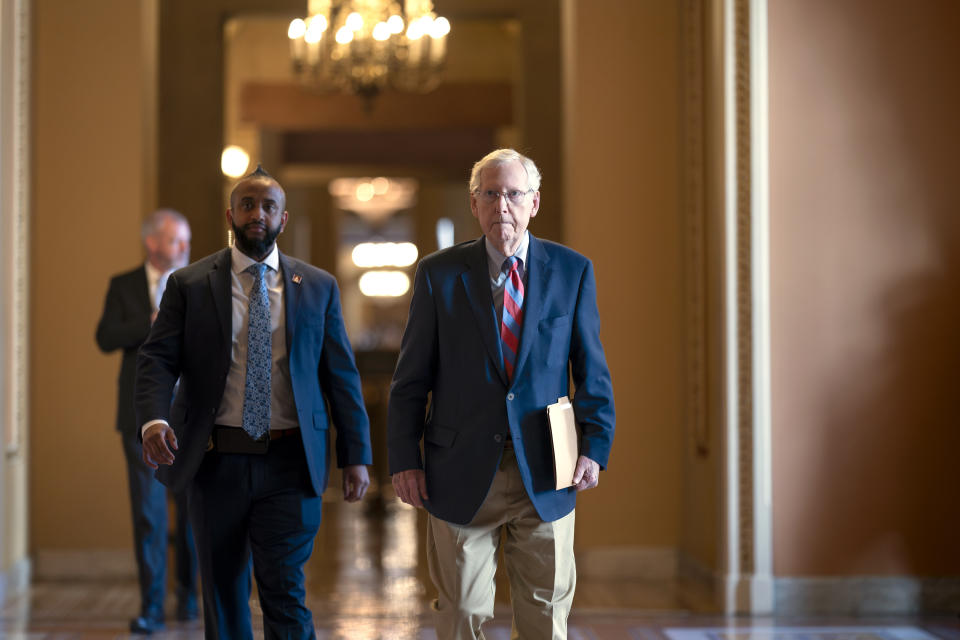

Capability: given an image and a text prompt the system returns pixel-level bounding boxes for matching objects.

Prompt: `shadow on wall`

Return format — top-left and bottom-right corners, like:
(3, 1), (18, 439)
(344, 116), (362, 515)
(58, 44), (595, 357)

(773, 0), (960, 580)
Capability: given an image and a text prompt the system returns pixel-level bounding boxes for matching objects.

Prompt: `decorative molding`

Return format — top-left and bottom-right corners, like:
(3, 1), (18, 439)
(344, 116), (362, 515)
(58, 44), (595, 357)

(0, 557), (31, 603)
(2, 0), (29, 458)
(682, 0), (709, 458)
(721, 0), (773, 614)
(733, 0), (755, 579)
(775, 577), (960, 616)
(576, 546), (677, 581)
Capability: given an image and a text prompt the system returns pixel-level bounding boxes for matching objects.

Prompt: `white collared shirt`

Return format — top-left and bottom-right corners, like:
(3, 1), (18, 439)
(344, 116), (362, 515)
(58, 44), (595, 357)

(485, 231), (529, 324)
(144, 262), (173, 311)
(140, 244), (299, 437)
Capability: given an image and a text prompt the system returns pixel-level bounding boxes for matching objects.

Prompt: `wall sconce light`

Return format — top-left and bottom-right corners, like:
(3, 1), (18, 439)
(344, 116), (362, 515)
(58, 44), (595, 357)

(221, 145), (250, 178)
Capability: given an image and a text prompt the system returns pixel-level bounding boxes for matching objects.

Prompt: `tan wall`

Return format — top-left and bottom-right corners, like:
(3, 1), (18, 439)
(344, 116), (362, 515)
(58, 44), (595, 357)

(31, 0), (150, 550)
(770, 0), (960, 575)
(565, 0), (684, 548)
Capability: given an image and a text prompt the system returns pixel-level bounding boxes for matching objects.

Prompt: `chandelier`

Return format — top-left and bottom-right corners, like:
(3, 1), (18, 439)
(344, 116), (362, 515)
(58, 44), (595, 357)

(287, 0), (451, 101)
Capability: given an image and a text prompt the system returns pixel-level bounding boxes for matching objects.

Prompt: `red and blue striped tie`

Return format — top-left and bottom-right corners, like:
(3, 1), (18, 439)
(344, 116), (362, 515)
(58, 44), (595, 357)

(501, 256), (524, 381)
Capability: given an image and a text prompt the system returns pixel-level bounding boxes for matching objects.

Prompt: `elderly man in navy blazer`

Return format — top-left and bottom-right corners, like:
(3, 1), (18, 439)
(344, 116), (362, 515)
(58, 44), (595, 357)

(136, 166), (372, 639)
(389, 148), (616, 639)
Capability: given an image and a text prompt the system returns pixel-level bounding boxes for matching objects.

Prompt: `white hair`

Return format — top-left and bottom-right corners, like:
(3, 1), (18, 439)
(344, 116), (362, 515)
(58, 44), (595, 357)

(141, 208), (188, 243)
(468, 148), (542, 193)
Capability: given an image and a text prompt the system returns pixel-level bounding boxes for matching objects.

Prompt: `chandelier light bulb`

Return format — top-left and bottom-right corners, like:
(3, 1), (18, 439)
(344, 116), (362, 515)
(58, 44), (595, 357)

(372, 22), (391, 41)
(430, 16), (450, 39)
(345, 12), (364, 31)
(387, 14), (404, 34)
(305, 15), (326, 43)
(220, 146), (250, 178)
(355, 182), (376, 202)
(287, 18), (306, 39)
(335, 26), (354, 44)
(406, 18), (426, 40)
(372, 177), (390, 195)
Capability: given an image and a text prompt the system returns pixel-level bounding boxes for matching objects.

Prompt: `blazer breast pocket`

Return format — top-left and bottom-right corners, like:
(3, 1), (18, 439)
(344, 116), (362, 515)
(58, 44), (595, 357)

(539, 314), (571, 366)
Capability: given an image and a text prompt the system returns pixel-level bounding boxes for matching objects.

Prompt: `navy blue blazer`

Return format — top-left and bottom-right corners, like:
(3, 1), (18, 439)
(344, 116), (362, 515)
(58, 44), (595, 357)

(388, 235), (615, 524)
(135, 248), (372, 495)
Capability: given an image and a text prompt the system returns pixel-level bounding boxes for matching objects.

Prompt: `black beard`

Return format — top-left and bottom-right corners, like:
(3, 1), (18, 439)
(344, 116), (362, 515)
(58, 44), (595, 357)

(232, 221), (281, 259)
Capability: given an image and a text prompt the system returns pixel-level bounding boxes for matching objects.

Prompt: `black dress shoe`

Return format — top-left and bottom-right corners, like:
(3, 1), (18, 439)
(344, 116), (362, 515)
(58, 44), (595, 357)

(176, 600), (199, 621)
(129, 616), (165, 634)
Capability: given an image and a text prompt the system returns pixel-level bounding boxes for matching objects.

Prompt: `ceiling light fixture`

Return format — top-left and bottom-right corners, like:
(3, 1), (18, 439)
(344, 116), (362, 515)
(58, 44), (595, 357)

(287, 0), (450, 104)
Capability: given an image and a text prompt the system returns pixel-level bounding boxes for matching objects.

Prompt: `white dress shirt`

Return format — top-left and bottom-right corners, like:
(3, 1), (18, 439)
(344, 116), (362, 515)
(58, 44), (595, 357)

(140, 244), (299, 437)
(144, 262), (172, 311)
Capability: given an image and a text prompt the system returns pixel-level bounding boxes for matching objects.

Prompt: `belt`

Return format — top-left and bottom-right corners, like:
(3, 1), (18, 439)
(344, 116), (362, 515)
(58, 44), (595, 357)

(268, 427), (300, 441)
(207, 426), (301, 454)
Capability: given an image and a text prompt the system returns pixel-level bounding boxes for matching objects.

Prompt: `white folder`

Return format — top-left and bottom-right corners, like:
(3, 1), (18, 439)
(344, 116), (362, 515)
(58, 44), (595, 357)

(547, 396), (579, 490)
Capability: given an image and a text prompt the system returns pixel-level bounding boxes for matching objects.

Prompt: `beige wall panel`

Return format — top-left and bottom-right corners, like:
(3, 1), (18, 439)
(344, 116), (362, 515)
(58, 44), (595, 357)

(565, 0), (684, 547)
(31, 0), (147, 549)
(770, 0), (960, 575)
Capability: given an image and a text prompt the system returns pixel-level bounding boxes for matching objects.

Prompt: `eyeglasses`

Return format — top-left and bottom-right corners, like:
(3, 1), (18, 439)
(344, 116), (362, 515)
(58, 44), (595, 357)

(475, 189), (533, 204)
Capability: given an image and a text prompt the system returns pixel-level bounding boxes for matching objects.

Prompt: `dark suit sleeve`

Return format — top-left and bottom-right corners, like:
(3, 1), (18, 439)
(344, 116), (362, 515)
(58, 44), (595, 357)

(386, 262), (438, 474)
(135, 272), (184, 430)
(569, 259), (616, 468)
(318, 279), (374, 468)
(95, 276), (151, 353)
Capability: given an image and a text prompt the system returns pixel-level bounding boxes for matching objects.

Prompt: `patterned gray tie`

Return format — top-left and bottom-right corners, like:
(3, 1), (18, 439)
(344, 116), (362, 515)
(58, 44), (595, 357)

(242, 263), (271, 440)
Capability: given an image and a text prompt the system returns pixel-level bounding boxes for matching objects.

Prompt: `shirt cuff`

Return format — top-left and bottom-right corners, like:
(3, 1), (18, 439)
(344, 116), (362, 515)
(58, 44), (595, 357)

(141, 419), (169, 438)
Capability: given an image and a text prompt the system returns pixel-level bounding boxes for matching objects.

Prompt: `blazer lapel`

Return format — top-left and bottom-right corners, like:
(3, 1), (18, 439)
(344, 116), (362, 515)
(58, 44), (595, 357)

(511, 234), (549, 382)
(279, 252), (302, 350)
(460, 238), (508, 386)
(208, 249), (233, 348)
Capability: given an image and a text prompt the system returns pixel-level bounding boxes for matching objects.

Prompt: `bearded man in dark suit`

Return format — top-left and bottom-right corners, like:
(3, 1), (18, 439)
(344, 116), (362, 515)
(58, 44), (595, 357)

(135, 166), (372, 639)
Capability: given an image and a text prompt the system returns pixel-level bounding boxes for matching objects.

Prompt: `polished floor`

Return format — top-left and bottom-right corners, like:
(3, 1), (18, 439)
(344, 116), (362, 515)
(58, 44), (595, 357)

(3, 492), (958, 639)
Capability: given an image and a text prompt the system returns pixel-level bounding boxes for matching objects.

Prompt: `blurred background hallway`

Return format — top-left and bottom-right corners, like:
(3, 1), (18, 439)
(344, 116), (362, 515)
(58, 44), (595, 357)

(1, 0), (959, 635)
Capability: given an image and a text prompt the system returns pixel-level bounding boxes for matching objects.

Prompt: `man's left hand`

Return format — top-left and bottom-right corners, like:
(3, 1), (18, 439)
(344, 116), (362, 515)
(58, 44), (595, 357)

(342, 465), (370, 503)
(572, 455), (600, 492)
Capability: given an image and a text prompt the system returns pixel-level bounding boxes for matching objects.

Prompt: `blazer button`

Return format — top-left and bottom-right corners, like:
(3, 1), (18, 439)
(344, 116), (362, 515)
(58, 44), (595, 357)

(507, 393), (515, 401)
(494, 434), (502, 442)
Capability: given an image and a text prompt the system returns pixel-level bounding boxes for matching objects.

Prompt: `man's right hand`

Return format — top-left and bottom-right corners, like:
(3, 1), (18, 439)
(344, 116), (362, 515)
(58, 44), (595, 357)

(142, 423), (178, 469)
(391, 469), (429, 508)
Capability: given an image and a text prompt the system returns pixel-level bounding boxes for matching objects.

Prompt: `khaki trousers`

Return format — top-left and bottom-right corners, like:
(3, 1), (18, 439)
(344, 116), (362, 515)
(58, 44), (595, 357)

(427, 447), (576, 640)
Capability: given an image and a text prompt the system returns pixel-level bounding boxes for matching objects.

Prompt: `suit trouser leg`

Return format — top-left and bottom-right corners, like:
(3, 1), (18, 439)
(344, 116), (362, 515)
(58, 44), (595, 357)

(188, 435), (322, 640)
(503, 508), (575, 640)
(173, 488), (199, 609)
(189, 450), (256, 640)
(121, 430), (168, 620)
(427, 447), (576, 640)
(248, 436), (322, 640)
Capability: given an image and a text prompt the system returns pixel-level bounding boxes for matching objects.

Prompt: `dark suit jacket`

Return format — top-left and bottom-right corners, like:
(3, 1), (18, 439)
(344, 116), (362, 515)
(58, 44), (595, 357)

(135, 248), (372, 495)
(388, 235), (615, 525)
(96, 265), (153, 432)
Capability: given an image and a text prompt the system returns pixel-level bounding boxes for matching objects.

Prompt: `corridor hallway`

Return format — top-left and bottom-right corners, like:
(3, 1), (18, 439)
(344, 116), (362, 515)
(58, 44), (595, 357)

(2, 492), (958, 639)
